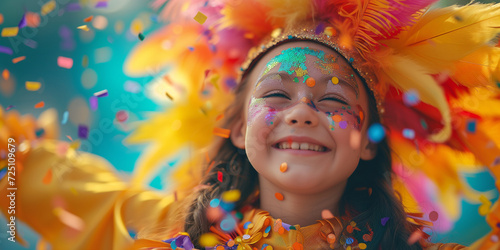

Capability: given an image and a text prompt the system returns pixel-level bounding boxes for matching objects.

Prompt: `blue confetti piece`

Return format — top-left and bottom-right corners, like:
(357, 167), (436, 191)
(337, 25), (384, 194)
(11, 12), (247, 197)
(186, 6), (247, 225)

(220, 215), (236, 232)
(62, 111), (69, 124)
(188, 46), (195, 51)
(346, 237), (354, 244)
(0, 168), (7, 180)
(243, 221), (251, 229)
(403, 90), (420, 106)
(349, 58), (354, 63)
(171, 239), (177, 250)
(265, 225), (271, 233)
(35, 128), (45, 138)
(381, 217), (390, 226)
(128, 229), (137, 239)
(402, 128), (415, 139)
(466, 120), (476, 133)
(420, 119), (428, 130)
(368, 123), (385, 143)
(210, 198), (220, 208)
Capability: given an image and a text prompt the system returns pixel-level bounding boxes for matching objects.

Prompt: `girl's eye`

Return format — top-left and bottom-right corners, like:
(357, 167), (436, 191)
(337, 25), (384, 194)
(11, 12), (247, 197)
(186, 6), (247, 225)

(263, 92), (290, 99)
(320, 97), (348, 105)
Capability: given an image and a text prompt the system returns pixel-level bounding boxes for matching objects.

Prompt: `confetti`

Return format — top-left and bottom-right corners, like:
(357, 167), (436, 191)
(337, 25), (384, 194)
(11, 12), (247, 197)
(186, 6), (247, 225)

(43, 169), (53, 184)
(24, 39), (38, 48)
(57, 56), (74, 69)
(2, 27), (19, 37)
(82, 55), (89, 68)
(12, 56), (26, 64)
(0, 46), (12, 55)
(213, 127), (230, 138)
(36, 128), (45, 138)
(5, 105), (14, 110)
(407, 230), (424, 245)
(429, 211), (439, 221)
(306, 77), (316, 87)
(402, 128), (415, 139)
(89, 96), (98, 111)
(327, 234), (336, 244)
(95, 1), (108, 8)
(66, 3), (82, 12)
(217, 171), (223, 182)
(35, 101), (45, 109)
(25, 81), (41, 91)
(220, 215), (236, 232)
(77, 25), (89, 31)
(53, 207), (85, 231)
(466, 120), (476, 133)
(222, 190), (241, 203)
(403, 90), (420, 106)
(2, 69), (9, 80)
(324, 26), (336, 36)
(199, 233), (219, 247)
(381, 217), (390, 226)
(0, 13), (3, 24)
(275, 192), (284, 201)
(345, 237), (354, 244)
(209, 198), (220, 208)
(94, 47), (112, 64)
(194, 11), (208, 25)
(165, 92), (173, 100)
(479, 195), (492, 216)
(280, 162), (288, 172)
(41, 0), (56, 16)
(94, 89), (108, 97)
(321, 209), (334, 219)
(138, 33), (145, 41)
(124, 80), (141, 93)
(368, 123), (385, 143)
(116, 110), (128, 123)
(215, 114), (224, 121)
(25, 12), (41, 28)
(492, 156), (500, 167)
(84, 16), (93, 22)
(78, 125), (89, 139)
(358, 243), (367, 249)
(18, 15), (27, 28)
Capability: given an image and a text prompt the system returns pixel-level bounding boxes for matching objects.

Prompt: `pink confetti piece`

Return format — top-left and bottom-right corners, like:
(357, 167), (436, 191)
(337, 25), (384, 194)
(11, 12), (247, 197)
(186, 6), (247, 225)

(57, 56), (73, 69)
(54, 208), (85, 231)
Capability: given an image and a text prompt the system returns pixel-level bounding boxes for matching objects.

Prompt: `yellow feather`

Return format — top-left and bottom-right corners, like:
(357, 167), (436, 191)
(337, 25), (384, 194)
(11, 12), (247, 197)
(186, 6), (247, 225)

(385, 3), (500, 74)
(452, 46), (500, 88)
(382, 55), (451, 142)
(262, 0), (313, 29)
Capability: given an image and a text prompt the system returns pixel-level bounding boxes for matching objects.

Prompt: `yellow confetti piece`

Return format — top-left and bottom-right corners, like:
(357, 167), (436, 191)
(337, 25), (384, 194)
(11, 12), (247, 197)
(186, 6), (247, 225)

(213, 127), (230, 138)
(199, 233), (219, 247)
(77, 25), (89, 31)
(34, 101), (45, 109)
(25, 81), (41, 91)
(194, 11), (207, 25)
(70, 140), (81, 150)
(2, 69), (9, 80)
(12, 56), (26, 64)
(82, 55), (88, 68)
(222, 190), (241, 203)
(271, 28), (282, 38)
(1, 27), (19, 37)
(41, 0), (56, 16)
(324, 26), (336, 36)
(479, 195), (492, 216)
(331, 76), (339, 84)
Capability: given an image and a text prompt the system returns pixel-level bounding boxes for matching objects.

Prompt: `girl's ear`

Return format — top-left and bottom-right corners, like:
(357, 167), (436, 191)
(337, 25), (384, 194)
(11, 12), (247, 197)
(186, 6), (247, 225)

(230, 116), (246, 149)
(360, 138), (377, 161)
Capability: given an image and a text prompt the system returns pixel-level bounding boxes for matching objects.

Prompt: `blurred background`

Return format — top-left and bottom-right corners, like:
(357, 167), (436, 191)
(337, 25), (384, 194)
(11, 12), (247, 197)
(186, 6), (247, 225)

(0, 0), (499, 249)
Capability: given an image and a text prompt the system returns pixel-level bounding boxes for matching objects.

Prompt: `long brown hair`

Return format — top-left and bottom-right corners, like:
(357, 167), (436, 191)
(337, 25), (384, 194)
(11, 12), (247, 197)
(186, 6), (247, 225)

(143, 42), (428, 249)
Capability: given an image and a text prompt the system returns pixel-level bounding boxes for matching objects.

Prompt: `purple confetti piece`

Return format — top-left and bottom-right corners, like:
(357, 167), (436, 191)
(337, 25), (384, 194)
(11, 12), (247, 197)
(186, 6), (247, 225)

(89, 96), (98, 111)
(66, 3), (82, 12)
(18, 15), (27, 28)
(95, 1), (108, 8)
(0, 46), (13, 55)
(492, 156), (500, 167)
(5, 105), (15, 110)
(78, 125), (89, 139)
(59, 25), (72, 39)
(281, 222), (291, 231)
(225, 77), (237, 89)
(339, 120), (348, 129)
(61, 39), (76, 51)
(315, 22), (325, 35)
(381, 217), (390, 226)
(23, 39), (38, 49)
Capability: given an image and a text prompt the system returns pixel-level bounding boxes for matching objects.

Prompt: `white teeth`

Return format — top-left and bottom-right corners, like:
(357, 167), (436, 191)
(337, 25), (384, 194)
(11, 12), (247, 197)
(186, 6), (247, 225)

(276, 141), (326, 152)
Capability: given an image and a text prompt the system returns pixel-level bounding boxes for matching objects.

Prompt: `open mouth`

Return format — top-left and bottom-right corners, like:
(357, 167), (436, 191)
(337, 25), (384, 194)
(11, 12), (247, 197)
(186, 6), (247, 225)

(272, 141), (329, 152)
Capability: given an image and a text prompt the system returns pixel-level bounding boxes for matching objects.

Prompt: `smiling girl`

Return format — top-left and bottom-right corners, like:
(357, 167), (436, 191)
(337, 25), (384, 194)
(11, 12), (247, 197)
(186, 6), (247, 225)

(2, 0), (500, 250)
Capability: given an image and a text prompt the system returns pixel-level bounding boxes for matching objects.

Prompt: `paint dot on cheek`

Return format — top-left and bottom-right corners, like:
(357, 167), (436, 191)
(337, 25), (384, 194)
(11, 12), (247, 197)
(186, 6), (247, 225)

(339, 121), (348, 129)
(280, 162), (288, 172)
(306, 77), (316, 87)
(331, 77), (339, 84)
(332, 115), (342, 123)
(275, 192), (284, 201)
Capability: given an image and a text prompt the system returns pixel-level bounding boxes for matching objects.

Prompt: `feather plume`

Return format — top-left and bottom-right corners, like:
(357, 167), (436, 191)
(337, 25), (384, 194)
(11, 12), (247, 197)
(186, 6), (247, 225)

(452, 46), (500, 88)
(382, 55), (451, 142)
(264, 0), (313, 29)
(385, 3), (500, 73)
(331, 0), (437, 54)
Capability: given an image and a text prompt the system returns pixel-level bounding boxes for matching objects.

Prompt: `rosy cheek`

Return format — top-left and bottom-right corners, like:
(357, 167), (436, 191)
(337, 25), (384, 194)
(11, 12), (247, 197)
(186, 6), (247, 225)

(247, 98), (276, 127)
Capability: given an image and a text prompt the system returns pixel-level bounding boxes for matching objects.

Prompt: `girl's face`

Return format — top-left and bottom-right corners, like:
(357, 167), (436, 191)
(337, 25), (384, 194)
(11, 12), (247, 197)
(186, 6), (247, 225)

(231, 41), (376, 194)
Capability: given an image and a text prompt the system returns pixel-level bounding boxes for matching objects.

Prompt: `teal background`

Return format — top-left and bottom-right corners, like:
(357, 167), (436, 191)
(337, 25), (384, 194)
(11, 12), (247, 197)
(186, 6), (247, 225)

(0, 0), (499, 249)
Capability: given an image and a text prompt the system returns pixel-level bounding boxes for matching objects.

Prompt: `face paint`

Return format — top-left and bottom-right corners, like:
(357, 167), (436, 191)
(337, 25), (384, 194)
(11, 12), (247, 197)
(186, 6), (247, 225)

(259, 47), (359, 97)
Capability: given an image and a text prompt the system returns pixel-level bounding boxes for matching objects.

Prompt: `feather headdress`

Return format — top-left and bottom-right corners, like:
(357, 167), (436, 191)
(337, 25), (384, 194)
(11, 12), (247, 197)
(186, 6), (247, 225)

(124, 0), (500, 238)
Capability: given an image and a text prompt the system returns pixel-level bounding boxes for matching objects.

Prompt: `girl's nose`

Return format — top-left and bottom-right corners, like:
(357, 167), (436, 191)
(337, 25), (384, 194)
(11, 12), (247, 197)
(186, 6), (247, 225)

(284, 102), (319, 127)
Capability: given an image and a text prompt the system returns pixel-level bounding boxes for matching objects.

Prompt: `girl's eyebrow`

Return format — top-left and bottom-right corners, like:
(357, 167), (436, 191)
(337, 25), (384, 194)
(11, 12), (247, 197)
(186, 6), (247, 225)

(319, 75), (359, 96)
(255, 72), (291, 88)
